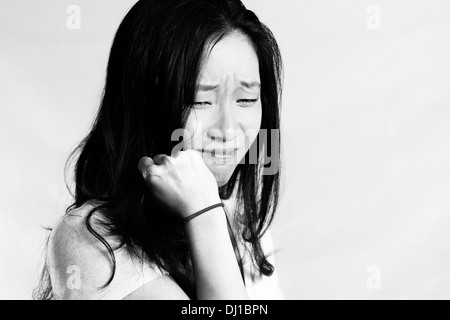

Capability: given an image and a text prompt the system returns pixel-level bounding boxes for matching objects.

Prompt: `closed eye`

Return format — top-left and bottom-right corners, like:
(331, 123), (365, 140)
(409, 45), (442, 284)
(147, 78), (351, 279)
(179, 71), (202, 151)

(238, 99), (258, 106)
(192, 102), (212, 107)
(191, 99), (258, 107)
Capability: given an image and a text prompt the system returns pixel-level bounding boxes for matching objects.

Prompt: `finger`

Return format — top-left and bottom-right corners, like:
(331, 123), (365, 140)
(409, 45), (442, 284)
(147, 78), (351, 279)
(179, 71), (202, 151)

(185, 148), (206, 166)
(138, 156), (156, 178)
(153, 154), (169, 165)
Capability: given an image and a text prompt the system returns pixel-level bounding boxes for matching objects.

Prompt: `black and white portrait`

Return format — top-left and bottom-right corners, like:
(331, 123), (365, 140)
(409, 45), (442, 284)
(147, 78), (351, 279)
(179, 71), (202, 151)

(0, 0), (449, 301)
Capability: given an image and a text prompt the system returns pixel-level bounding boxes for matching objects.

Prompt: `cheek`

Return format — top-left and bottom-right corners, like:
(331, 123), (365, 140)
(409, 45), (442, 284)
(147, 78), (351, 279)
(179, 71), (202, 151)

(182, 110), (208, 150)
(244, 104), (262, 134)
(182, 111), (198, 149)
(240, 106), (262, 153)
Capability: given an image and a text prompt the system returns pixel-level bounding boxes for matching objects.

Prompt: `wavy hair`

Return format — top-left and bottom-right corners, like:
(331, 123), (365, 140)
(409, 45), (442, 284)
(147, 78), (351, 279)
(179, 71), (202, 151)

(34, 0), (283, 300)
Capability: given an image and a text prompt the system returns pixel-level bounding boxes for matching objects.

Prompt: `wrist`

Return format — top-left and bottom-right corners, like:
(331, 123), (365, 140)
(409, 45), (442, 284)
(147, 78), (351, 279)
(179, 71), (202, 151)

(183, 203), (224, 224)
(181, 194), (222, 219)
(184, 206), (227, 237)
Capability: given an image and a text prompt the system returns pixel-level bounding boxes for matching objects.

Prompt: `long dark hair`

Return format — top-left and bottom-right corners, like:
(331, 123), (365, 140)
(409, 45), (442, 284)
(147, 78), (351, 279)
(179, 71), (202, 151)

(34, 0), (283, 300)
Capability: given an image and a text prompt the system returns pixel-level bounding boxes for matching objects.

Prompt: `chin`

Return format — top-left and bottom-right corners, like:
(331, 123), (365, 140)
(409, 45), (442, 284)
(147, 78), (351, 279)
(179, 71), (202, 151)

(208, 163), (238, 188)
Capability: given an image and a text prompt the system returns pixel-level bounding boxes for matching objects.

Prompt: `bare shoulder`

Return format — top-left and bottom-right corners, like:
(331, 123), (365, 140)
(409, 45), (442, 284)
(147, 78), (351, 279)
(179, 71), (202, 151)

(47, 201), (190, 300)
(46, 202), (115, 298)
(48, 202), (112, 263)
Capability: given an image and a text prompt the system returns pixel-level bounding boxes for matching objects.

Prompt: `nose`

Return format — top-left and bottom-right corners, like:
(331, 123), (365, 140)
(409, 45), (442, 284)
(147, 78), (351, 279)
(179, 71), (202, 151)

(207, 103), (238, 143)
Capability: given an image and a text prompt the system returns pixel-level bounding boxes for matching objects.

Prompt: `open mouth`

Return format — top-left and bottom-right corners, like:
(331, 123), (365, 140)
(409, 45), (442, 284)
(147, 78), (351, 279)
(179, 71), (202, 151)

(202, 148), (238, 157)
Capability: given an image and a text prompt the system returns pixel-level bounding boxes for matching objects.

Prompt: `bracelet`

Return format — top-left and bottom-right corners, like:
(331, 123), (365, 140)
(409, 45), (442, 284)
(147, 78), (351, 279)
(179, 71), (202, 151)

(183, 202), (224, 225)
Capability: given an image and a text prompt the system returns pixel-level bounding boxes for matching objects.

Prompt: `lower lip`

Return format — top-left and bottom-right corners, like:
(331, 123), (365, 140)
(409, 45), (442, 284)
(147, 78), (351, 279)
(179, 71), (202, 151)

(201, 150), (238, 162)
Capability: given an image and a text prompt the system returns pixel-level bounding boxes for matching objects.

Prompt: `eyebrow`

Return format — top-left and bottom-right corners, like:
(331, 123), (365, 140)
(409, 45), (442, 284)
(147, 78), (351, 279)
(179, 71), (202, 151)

(197, 81), (261, 92)
(197, 84), (219, 92)
(240, 81), (261, 89)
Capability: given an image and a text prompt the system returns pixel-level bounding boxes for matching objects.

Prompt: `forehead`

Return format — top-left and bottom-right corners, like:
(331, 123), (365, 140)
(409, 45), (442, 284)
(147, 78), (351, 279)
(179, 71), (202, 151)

(198, 32), (260, 84)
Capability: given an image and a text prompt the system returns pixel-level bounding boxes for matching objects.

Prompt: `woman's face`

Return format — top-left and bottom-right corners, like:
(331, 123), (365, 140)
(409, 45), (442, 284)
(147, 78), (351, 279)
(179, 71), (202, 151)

(183, 32), (262, 187)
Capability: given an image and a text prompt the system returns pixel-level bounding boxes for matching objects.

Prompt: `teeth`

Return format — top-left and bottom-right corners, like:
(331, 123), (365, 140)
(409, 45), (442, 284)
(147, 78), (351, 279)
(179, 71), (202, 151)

(203, 149), (235, 157)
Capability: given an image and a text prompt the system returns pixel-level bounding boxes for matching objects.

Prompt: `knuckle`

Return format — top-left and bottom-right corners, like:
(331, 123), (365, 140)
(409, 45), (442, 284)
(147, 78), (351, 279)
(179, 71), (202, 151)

(164, 155), (175, 164)
(143, 166), (154, 178)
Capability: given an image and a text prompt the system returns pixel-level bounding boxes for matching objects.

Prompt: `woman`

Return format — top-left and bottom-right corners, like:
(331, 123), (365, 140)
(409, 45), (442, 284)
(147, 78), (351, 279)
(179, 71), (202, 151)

(34, 0), (283, 300)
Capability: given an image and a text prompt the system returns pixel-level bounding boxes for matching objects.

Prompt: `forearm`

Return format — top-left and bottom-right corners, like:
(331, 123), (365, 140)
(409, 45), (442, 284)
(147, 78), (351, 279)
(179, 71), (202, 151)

(184, 207), (248, 300)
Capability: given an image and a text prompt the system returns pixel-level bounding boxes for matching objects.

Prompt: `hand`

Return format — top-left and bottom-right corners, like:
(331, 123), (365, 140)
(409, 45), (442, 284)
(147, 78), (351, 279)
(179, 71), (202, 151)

(138, 149), (222, 219)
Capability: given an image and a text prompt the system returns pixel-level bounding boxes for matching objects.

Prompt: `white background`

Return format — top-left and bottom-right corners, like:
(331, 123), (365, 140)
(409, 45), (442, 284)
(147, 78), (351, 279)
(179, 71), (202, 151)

(1, 0), (449, 299)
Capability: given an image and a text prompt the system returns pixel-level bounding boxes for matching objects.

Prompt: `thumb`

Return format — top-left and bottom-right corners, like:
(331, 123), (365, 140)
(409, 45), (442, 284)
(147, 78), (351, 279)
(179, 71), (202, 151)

(138, 156), (156, 178)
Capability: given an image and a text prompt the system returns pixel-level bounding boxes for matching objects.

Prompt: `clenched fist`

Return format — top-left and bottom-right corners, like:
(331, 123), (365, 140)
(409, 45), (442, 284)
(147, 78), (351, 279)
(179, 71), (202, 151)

(138, 149), (222, 219)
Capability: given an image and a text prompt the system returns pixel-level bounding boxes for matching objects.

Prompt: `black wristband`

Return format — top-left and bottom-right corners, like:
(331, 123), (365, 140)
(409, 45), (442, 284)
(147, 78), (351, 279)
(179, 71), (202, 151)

(183, 202), (225, 225)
